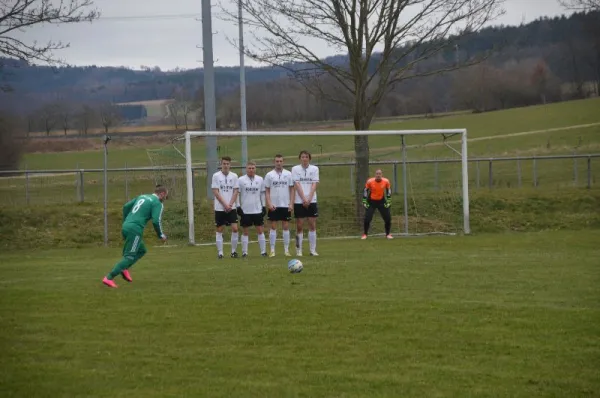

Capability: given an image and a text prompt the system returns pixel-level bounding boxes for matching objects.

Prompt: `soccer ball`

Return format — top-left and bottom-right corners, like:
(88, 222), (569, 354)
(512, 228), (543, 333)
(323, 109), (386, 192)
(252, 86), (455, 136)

(287, 259), (303, 274)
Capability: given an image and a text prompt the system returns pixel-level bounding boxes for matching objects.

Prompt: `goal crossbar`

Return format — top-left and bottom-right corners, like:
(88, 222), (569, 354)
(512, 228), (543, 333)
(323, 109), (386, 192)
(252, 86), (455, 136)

(186, 129), (466, 137)
(184, 129), (470, 245)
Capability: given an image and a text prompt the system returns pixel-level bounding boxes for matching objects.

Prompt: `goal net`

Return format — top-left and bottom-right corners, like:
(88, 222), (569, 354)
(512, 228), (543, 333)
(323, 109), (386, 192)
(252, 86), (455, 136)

(147, 130), (470, 245)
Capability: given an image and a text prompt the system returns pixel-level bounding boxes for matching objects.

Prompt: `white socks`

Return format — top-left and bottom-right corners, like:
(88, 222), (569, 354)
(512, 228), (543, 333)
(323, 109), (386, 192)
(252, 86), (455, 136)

(231, 232), (238, 254)
(216, 232), (224, 255)
(219, 231), (270, 256)
(309, 230), (317, 253)
(282, 230), (290, 251)
(296, 232), (303, 252)
(269, 229), (277, 251)
(258, 233), (266, 254)
(242, 235), (249, 254)
(269, 229), (291, 252)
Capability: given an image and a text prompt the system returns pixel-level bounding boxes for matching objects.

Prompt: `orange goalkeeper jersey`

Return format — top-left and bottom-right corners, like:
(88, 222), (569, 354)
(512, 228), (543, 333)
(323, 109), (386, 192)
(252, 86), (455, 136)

(364, 177), (391, 201)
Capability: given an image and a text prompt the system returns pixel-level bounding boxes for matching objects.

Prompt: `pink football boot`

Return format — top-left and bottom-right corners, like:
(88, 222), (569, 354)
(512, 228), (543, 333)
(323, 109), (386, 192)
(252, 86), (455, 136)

(121, 270), (133, 282)
(102, 277), (118, 288)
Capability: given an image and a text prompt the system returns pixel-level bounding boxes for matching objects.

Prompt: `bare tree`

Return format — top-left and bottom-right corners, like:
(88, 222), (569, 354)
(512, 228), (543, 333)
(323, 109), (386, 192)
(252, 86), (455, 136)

(559, 0), (600, 10)
(530, 60), (549, 104)
(38, 102), (59, 135)
(26, 112), (36, 137)
(57, 102), (72, 135)
(222, 0), (503, 218)
(167, 101), (181, 129)
(75, 104), (96, 135)
(168, 101), (197, 130)
(0, 0), (99, 64)
(98, 104), (121, 134)
(0, 111), (23, 171)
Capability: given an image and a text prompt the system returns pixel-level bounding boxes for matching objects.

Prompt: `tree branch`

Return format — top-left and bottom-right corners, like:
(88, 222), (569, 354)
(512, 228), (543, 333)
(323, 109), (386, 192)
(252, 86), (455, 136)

(0, 0), (99, 64)
(558, 0), (600, 11)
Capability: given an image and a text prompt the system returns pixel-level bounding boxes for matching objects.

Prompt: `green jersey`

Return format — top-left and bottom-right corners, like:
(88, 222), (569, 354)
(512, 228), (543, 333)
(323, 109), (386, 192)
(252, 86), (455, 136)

(122, 194), (166, 238)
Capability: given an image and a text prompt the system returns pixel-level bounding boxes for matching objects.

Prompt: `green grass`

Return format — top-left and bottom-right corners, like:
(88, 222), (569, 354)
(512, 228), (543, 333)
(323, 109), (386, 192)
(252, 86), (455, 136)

(1, 189), (599, 251)
(1, 230), (599, 397)
(20, 98), (600, 170)
(2, 153), (598, 209)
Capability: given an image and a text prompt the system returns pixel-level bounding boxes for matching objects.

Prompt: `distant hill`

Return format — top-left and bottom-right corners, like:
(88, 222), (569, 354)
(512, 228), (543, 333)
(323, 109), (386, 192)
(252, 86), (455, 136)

(0, 10), (598, 121)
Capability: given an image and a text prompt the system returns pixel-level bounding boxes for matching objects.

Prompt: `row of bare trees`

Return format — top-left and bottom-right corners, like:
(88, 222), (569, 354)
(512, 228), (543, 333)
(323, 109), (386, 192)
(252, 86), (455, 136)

(25, 102), (121, 136)
(167, 87), (203, 130)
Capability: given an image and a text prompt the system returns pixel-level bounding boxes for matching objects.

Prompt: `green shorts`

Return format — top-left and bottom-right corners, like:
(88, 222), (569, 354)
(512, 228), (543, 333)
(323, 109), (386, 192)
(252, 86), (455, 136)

(121, 225), (147, 260)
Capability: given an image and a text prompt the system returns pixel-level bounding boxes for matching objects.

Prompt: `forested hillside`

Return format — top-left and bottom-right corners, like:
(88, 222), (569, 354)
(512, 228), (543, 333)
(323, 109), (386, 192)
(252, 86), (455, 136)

(0, 10), (598, 131)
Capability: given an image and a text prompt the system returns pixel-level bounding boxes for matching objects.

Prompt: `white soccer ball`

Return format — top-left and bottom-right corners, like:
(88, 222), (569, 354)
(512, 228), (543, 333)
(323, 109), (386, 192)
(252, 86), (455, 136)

(287, 259), (303, 274)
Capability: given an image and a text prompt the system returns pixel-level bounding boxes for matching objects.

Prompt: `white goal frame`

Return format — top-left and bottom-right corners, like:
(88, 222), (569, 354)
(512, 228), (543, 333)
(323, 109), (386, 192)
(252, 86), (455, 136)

(184, 129), (470, 245)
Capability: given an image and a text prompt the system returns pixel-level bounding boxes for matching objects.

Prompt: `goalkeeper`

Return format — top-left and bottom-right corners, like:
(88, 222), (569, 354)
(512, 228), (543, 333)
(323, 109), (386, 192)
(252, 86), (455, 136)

(362, 170), (393, 240)
(102, 185), (169, 288)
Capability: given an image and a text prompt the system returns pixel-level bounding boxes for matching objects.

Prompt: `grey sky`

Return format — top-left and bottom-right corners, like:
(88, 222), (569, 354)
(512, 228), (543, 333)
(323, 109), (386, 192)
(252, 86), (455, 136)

(14, 0), (572, 70)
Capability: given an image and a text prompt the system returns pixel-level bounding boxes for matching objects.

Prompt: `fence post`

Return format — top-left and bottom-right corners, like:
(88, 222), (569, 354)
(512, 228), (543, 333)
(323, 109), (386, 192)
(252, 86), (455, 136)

(25, 164), (30, 205)
(393, 162), (398, 194)
(587, 156), (592, 189)
(77, 169), (85, 203)
(488, 159), (493, 189)
(350, 165), (354, 194)
(533, 158), (538, 187)
(124, 162), (129, 201)
(573, 153), (578, 186)
(476, 160), (480, 189)
(517, 159), (522, 188)
(434, 161), (439, 191)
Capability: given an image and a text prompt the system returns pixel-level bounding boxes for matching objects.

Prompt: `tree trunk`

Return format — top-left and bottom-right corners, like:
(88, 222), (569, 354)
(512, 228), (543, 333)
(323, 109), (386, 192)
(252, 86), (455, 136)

(353, 108), (372, 228)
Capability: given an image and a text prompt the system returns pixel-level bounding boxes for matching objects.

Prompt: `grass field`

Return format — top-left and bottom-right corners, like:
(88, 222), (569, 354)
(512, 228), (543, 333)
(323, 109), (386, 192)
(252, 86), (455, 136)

(1, 230), (599, 397)
(3, 99), (599, 397)
(5, 98), (598, 209)
(20, 98), (600, 170)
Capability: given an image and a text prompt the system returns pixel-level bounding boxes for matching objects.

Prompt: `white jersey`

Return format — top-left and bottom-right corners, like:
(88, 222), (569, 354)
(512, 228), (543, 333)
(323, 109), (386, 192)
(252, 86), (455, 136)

(238, 175), (265, 214)
(211, 171), (239, 211)
(264, 169), (293, 208)
(291, 164), (319, 204)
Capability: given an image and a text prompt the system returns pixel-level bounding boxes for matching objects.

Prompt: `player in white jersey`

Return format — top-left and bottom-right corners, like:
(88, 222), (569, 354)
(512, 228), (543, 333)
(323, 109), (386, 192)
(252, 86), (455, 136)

(264, 154), (294, 257)
(291, 150), (319, 256)
(237, 161), (267, 257)
(211, 156), (240, 259)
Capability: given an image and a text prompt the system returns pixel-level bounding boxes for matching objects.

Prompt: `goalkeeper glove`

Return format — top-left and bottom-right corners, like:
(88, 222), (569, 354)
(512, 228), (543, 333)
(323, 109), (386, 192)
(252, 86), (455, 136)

(362, 199), (369, 209)
(236, 207), (243, 216)
(384, 199), (392, 208)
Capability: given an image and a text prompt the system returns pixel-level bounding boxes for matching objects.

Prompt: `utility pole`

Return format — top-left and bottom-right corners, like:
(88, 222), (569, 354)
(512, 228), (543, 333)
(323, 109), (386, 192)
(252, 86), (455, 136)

(239, 0), (248, 167)
(103, 135), (111, 247)
(455, 44), (459, 66)
(202, 0), (218, 199)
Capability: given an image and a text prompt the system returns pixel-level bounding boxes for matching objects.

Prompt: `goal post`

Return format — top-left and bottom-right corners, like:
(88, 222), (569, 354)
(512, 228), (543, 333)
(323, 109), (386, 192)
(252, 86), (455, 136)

(182, 129), (470, 245)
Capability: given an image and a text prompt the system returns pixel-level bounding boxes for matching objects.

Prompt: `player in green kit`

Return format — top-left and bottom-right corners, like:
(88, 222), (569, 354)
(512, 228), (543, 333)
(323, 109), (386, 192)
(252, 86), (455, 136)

(102, 185), (169, 288)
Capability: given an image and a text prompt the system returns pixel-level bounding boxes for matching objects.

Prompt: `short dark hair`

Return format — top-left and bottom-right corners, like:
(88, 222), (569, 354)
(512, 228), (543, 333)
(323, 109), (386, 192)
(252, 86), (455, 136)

(274, 154), (283, 159)
(221, 156), (232, 162)
(155, 185), (168, 194)
(298, 150), (311, 160)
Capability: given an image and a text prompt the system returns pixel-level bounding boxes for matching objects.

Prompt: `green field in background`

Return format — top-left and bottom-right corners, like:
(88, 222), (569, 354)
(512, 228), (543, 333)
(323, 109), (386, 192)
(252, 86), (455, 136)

(19, 98), (600, 170)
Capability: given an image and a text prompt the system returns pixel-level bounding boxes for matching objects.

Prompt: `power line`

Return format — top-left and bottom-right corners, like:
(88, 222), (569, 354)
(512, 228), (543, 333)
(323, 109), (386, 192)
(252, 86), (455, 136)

(97, 13), (201, 21)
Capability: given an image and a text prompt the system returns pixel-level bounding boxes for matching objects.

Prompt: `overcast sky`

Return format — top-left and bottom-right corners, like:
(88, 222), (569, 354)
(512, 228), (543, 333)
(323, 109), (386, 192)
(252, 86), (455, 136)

(13, 0), (572, 70)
